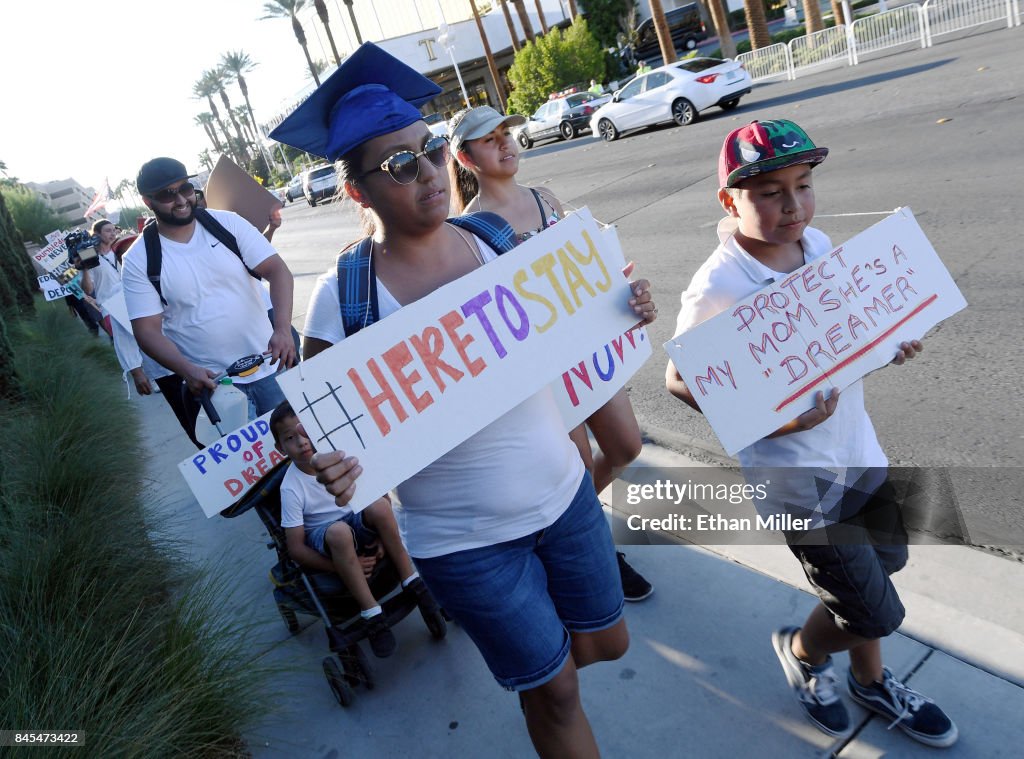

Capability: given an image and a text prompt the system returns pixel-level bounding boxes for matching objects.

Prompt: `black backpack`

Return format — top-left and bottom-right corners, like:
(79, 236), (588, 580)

(143, 207), (262, 305)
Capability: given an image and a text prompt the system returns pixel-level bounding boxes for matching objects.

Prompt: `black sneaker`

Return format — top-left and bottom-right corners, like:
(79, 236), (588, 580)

(364, 613), (397, 658)
(771, 627), (851, 737)
(848, 666), (958, 747)
(405, 577), (440, 617)
(617, 552), (653, 602)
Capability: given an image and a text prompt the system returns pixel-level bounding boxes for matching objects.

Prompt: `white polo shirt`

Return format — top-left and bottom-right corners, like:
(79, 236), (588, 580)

(673, 218), (887, 525)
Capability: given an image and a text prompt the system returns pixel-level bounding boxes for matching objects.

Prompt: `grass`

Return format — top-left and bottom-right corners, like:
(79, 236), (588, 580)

(0, 302), (269, 758)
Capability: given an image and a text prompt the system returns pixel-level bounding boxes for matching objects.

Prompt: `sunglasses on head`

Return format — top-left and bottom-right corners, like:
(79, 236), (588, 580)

(358, 135), (450, 185)
(149, 181), (196, 203)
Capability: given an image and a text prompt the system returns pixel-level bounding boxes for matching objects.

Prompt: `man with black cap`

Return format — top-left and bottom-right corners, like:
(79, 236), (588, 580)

(121, 157), (296, 416)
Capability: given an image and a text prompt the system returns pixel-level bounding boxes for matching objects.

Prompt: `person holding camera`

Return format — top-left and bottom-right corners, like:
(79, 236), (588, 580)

(121, 157), (296, 417)
(76, 220), (152, 396)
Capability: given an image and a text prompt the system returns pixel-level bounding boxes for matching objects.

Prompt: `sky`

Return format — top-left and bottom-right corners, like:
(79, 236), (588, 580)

(1, 0), (335, 193)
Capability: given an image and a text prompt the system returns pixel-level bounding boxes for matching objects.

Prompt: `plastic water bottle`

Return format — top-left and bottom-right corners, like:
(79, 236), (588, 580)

(194, 378), (250, 447)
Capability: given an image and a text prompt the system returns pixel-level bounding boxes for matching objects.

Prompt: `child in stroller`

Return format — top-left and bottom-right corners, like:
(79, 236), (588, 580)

(222, 401), (447, 707)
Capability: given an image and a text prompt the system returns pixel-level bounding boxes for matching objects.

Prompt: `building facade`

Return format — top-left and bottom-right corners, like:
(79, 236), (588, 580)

(24, 178), (103, 228)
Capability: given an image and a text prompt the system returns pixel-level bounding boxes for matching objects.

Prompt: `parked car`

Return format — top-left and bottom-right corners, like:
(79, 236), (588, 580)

(589, 58), (752, 142)
(632, 3), (708, 61)
(514, 91), (611, 149)
(284, 174), (304, 203)
(303, 164), (339, 206)
(424, 112), (449, 138)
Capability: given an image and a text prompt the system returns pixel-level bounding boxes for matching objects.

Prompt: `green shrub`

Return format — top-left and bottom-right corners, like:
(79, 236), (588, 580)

(0, 304), (270, 758)
(507, 20), (605, 116)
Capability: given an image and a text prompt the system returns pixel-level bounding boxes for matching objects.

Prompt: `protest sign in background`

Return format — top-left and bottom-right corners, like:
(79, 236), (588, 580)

(664, 208), (967, 455)
(277, 209), (640, 511)
(37, 274), (72, 301)
(178, 411), (284, 518)
(205, 155), (282, 230)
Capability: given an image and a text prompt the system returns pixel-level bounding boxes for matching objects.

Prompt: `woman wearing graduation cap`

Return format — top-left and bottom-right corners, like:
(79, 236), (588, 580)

(272, 44), (654, 758)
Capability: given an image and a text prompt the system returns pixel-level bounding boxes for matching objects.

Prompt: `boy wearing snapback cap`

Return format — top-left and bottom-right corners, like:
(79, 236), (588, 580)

(665, 120), (957, 747)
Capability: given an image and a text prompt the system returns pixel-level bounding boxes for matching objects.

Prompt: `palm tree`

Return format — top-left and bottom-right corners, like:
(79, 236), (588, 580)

(533, 0), (548, 34)
(194, 113), (224, 154)
(233, 107), (258, 145)
(702, 0), (737, 59)
(261, 0), (321, 86)
(198, 150), (215, 172)
(312, 0), (341, 64)
(743, 0), (772, 50)
(512, 0), (535, 42)
(221, 50), (262, 146)
(649, 0), (677, 65)
(208, 67), (250, 163)
(830, 0), (846, 25)
(306, 58), (331, 84)
(803, 0), (825, 33)
(498, 0), (520, 51)
(193, 75), (239, 164)
(341, 0), (362, 45)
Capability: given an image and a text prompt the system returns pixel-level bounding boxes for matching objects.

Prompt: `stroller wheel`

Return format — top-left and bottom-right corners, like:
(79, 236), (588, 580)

(341, 645), (361, 688)
(278, 604), (300, 635)
(424, 609), (447, 640)
(353, 643), (375, 690)
(323, 657), (354, 707)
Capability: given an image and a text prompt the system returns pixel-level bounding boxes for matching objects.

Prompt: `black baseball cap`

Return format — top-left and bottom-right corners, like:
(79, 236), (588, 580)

(137, 157), (193, 195)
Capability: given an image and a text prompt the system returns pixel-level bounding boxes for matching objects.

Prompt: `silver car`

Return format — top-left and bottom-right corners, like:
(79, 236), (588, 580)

(589, 58), (752, 142)
(303, 165), (339, 207)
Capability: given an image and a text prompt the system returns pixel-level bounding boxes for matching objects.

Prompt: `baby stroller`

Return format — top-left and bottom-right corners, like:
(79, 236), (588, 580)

(221, 462), (447, 707)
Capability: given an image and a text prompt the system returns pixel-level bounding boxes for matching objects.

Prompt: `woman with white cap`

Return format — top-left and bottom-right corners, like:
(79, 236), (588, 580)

(271, 44), (656, 758)
(449, 106), (654, 602)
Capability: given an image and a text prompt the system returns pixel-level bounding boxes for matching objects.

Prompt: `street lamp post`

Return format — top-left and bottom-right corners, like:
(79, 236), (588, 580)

(434, 1), (470, 107)
(437, 22), (470, 106)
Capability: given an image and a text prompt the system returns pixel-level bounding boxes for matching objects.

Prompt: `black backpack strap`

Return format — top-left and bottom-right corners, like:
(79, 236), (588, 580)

(335, 237), (377, 338)
(194, 207), (261, 281)
(448, 211), (518, 255)
(142, 220), (166, 306)
(529, 188), (549, 229)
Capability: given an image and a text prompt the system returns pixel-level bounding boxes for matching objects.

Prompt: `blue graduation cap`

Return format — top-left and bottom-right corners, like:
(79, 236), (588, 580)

(269, 42), (442, 162)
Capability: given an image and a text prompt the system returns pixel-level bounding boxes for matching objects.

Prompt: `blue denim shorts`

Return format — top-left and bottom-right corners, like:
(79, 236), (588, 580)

(306, 511), (378, 557)
(236, 372), (286, 418)
(413, 472), (624, 691)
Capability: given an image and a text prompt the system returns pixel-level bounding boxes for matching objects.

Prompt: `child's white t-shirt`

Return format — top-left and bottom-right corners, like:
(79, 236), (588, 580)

(279, 463), (353, 530)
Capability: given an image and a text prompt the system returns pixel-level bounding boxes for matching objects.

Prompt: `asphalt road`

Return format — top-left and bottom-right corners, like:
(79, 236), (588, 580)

(270, 27), (1023, 544)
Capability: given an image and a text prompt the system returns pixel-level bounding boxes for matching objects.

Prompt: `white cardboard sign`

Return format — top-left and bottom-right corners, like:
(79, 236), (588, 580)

(277, 209), (639, 511)
(37, 274), (71, 301)
(177, 411), (285, 518)
(664, 208), (967, 455)
(100, 290), (133, 331)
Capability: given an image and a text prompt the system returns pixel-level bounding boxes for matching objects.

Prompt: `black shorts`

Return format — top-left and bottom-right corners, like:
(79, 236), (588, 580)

(785, 479), (909, 639)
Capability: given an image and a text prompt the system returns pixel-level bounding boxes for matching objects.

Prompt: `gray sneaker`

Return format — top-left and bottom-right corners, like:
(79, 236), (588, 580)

(771, 626), (851, 737)
(848, 666), (958, 747)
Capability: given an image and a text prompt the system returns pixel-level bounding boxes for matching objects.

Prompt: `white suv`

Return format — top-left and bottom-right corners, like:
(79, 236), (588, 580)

(303, 165), (339, 207)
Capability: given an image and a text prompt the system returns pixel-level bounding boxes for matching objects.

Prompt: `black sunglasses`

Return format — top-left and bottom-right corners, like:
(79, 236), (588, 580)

(149, 181), (197, 204)
(358, 135), (450, 185)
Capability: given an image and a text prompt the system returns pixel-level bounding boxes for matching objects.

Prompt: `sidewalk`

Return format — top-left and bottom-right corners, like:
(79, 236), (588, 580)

(136, 391), (1024, 758)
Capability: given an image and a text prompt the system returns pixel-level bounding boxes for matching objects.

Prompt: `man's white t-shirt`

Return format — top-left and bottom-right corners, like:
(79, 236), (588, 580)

(673, 219), (887, 526)
(121, 210), (277, 383)
(303, 234), (585, 559)
(280, 463), (352, 530)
